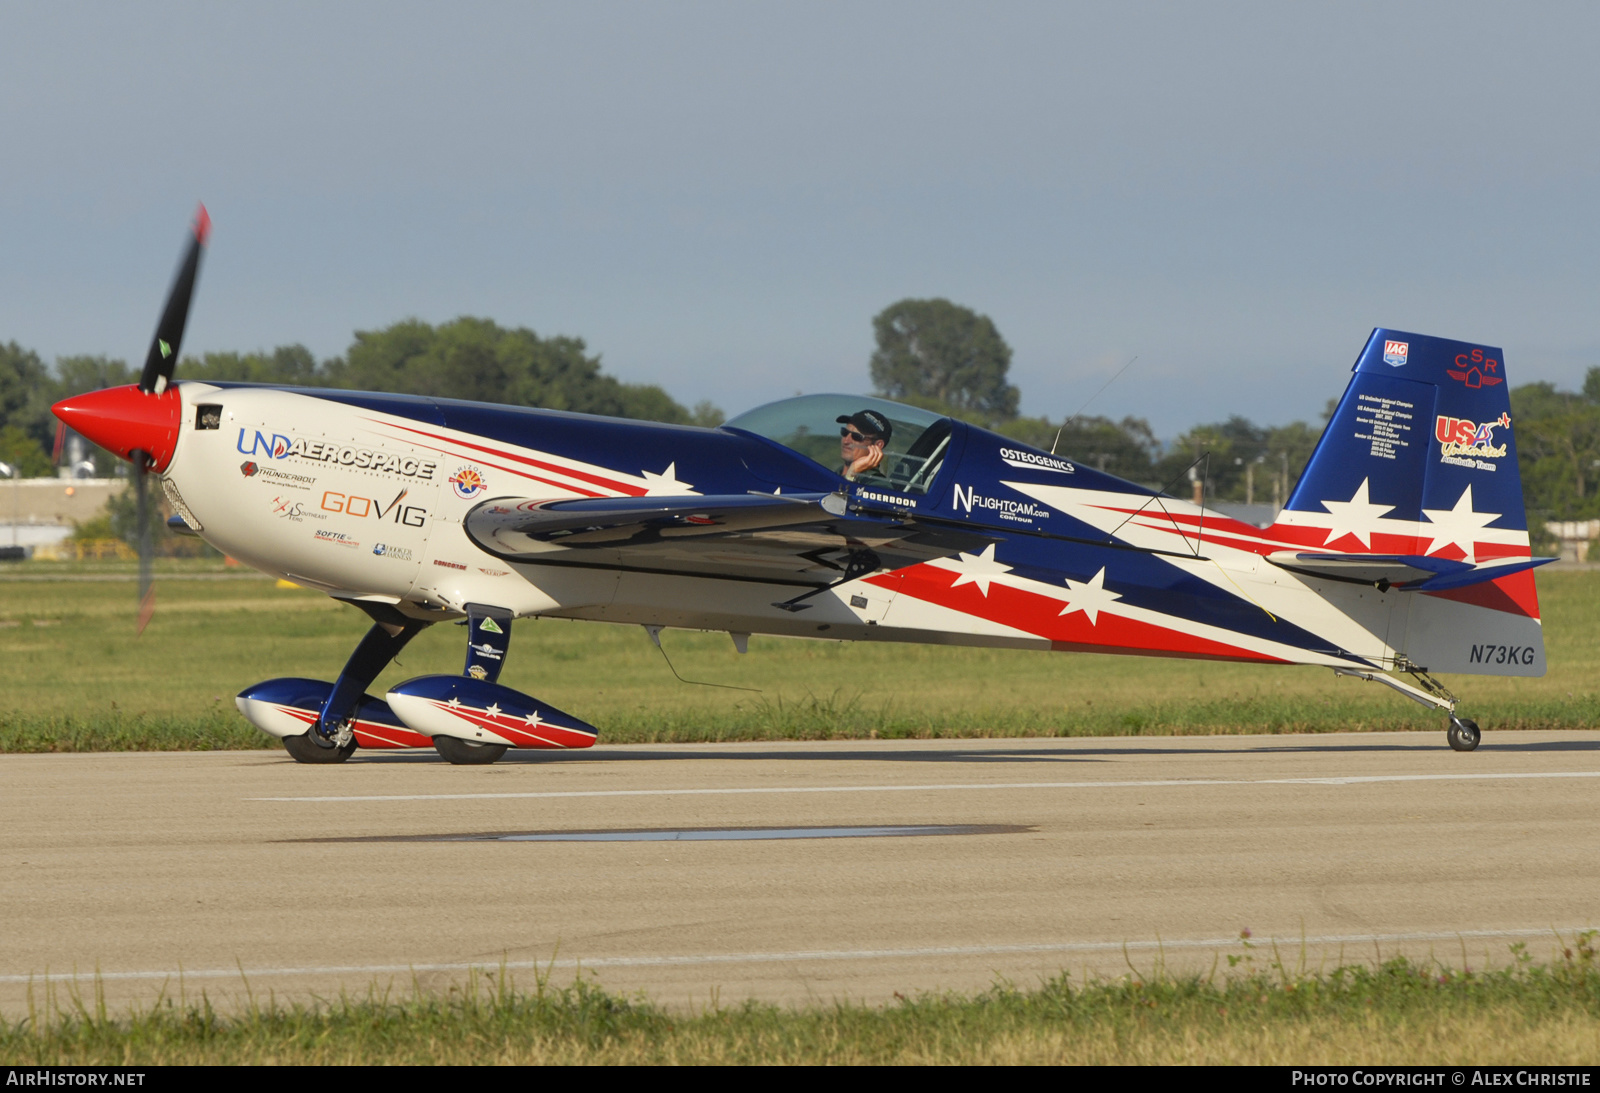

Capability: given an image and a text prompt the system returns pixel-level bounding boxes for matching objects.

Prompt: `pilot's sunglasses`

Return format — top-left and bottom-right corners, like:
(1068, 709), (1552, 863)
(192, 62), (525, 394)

(840, 428), (879, 443)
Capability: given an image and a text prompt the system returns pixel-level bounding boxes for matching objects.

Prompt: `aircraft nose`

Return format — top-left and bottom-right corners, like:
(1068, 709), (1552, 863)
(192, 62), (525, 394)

(52, 385), (183, 472)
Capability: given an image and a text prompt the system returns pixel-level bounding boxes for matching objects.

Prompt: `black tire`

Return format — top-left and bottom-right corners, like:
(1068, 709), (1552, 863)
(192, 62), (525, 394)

(1447, 717), (1482, 752)
(433, 735), (509, 765)
(283, 732), (357, 764)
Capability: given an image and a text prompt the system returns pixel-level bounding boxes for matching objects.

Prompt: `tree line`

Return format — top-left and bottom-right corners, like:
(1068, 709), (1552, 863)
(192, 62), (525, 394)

(0, 317), (723, 477)
(3, 304), (1596, 532)
(868, 297), (1600, 527)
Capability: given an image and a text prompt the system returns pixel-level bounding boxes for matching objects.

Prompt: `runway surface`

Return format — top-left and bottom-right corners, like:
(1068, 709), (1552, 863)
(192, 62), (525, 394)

(3, 731), (1598, 1012)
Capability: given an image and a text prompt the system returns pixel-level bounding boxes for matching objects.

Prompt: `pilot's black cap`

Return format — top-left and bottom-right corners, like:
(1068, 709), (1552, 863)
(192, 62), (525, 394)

(837, 409), (892, 443)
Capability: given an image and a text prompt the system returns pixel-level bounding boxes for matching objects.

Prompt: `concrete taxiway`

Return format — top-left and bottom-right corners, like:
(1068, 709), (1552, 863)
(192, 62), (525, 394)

(2, 731), (1597, 1012)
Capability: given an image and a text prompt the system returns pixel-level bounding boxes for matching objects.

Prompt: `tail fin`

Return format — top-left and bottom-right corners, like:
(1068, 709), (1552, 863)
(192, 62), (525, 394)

(1276, 329), (1545, 676)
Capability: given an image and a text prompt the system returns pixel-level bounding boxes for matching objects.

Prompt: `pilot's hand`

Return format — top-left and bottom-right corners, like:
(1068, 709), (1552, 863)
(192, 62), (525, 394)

(848, 445), (884, 478)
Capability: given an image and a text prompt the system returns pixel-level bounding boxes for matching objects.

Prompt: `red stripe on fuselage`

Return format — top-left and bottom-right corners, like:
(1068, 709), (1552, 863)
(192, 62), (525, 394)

(891, 565), (1283, 663)
(377, 420), (644, 496)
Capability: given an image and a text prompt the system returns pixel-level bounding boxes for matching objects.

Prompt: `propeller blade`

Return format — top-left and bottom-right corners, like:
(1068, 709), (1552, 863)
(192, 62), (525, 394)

(134, 451), (155, 634)
(137, 205), (211, 395)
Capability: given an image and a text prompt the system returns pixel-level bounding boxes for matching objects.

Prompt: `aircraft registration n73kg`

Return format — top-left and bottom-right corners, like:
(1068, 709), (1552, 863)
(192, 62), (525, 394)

(53, 209), (1553, 764)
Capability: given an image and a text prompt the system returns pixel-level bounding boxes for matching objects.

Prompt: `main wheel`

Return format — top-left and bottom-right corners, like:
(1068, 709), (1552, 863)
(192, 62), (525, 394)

(1447, 716), (1481, 752)
(433, 735), (509, 765)
(283, 732), (357, 764)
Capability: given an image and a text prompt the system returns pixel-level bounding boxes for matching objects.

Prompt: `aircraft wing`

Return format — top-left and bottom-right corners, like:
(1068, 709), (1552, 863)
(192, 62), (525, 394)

(464, 492), (993, 586)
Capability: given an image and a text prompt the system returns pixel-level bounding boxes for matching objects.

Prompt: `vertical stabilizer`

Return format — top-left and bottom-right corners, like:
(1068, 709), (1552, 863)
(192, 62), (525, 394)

(1275, 329), (1542, 675)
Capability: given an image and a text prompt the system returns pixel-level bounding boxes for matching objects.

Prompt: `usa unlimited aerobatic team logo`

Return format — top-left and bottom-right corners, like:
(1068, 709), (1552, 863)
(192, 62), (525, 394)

(450, 465), (487, 499)
(1382, 340), (1409, 367)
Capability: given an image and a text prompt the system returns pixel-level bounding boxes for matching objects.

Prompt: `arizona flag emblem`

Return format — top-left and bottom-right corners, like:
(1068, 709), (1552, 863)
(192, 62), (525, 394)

(1382, 340), (1409, 367)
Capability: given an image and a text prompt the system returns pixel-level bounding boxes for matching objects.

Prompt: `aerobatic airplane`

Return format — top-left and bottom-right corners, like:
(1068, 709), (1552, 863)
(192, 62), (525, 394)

(52, 209), (1552, 764)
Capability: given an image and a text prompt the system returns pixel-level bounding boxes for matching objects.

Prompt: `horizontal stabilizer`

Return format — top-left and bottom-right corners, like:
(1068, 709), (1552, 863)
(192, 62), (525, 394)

(1267, 551), (1555, 591)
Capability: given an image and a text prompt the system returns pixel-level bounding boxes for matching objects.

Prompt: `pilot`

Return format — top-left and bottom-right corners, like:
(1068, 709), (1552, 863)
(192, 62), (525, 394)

(837, 410), (892, 481)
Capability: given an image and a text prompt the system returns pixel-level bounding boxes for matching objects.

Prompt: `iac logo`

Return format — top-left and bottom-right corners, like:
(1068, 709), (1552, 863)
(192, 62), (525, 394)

(1382, 340), (1409, 367)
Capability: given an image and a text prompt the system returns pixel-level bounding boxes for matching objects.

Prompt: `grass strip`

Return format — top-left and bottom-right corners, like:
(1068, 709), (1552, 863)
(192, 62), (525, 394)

(5, 942), (1600, 1065)
(3, 564), (1598, 752)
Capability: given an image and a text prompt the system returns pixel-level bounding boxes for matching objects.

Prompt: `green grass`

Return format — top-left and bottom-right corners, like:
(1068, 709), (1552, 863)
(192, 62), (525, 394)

(5, 942), (1600, 1064)
(2, 560), (1598, 751)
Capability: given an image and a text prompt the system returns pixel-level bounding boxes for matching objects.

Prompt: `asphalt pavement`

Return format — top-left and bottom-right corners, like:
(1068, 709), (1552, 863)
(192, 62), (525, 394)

(3, 731), (1597, 1012)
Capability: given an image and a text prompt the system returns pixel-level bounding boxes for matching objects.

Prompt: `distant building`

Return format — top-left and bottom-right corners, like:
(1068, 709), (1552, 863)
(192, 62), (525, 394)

(0, 478), (127, 557)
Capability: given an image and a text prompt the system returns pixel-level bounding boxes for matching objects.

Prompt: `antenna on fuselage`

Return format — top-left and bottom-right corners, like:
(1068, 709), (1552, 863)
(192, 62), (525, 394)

(1051, 355), (1139, 455)
(643, 625), (761, 692)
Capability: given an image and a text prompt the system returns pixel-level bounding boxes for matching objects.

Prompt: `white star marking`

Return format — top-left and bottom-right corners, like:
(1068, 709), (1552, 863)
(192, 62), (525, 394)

(640, 461), (695, 496)
(446, 697), (461, 708)
(1058, 567), (1122, 625)
(947, 544), (1013, 596)
(524, 710), (543, 728)
(1319, 478), (1395, 549)
(1421, 485), (1501, 562)
(485, 703), (502, 718)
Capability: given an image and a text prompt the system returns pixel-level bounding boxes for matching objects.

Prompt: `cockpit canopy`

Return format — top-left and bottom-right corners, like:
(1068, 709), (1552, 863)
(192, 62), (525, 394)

(724, 394), (953, 494)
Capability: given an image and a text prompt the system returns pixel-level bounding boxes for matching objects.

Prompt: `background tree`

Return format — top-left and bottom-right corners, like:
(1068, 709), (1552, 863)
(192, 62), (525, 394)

(869, 299), (1019, 423)
(324, 317), (700, 423)
(1512, 371), (1600, 521)
(0, 341), (55, 454)
(182, 345), (323, 386)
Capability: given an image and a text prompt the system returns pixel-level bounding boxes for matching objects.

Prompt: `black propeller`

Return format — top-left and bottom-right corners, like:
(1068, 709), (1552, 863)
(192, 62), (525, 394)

(138, 205), (210, 395)
(133, 449), (154, 634)
(133, 204), (210, 632)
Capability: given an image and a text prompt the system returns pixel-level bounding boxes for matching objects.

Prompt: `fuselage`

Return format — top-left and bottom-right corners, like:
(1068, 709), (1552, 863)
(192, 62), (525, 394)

(140, 380), (1539, 677)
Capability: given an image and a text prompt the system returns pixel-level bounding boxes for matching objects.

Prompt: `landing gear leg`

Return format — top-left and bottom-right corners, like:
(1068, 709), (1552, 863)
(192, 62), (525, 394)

(1334, 662), (1481, 752)
(431, 603), (515, 766)
(298, 614), (430, 761)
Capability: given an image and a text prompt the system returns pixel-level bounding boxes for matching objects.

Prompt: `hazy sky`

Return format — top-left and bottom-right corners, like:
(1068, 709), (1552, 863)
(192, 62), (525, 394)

(3, 2), (1597, 437)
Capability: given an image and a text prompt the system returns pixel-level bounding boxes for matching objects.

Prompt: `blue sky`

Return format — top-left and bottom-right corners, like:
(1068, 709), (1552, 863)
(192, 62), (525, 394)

(3, 2), (1597, 437)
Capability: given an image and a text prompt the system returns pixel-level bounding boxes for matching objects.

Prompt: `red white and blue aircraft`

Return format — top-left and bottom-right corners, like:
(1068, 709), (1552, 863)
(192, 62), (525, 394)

(52, 210), (1552, 764)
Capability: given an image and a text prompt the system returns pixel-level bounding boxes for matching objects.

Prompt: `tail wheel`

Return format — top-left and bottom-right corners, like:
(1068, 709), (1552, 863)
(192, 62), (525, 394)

(434, 735), (509, 765)
(1447, 717), (1482, 752)
(283, 733), (357, 764)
